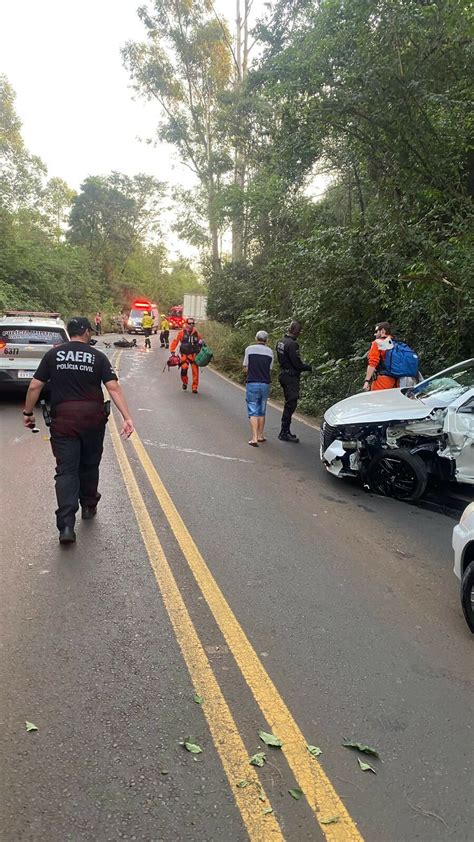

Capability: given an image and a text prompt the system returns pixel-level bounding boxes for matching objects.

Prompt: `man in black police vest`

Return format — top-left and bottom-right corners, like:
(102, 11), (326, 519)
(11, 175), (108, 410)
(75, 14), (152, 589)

(23, 317), (134, 544)
(275, 321), (312, 443)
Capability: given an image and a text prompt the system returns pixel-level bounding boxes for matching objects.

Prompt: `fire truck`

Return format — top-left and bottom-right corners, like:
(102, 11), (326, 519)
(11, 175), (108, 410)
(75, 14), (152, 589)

(167, 305), (184, 329)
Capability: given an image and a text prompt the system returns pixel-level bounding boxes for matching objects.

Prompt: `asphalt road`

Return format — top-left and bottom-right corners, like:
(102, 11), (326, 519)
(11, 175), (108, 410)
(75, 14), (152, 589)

(1, 333), (472, 842)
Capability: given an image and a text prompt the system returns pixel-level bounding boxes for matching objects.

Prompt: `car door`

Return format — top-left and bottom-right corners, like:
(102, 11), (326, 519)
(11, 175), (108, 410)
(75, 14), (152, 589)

(443, 390), (474, 484)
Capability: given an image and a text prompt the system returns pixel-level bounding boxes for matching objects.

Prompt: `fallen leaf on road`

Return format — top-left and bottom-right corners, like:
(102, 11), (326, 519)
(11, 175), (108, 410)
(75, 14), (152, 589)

(249, 752), (266, 767)
(321, 816), (339, 825)
(160, 770), (169, 775)
(258, 787), (266, 802)
(263, 807), (273, 815)
(25, 721), (38, 732)
(288, 788), (303, 800)
(193, 693), (204, 705)
(259, 730), (283, 747)
(181, 737), (202, 754)
(236, 779), (249, 788)
(357, 758), (376, 774)
(342, 740), (379, 757)
(307, 744), (322, 757)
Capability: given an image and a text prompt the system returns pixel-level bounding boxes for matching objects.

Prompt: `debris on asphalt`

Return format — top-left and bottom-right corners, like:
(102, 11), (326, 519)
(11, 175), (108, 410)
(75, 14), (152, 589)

(258, 729), (283, 747)
(249, 751), (266, 767)
(342, 740), (379, 757)
(180, 737), (203, 754)
(357, 758), (376, 774)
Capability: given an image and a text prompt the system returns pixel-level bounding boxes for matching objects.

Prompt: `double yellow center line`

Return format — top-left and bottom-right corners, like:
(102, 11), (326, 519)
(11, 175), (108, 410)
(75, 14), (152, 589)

(109, 354), (363, 840)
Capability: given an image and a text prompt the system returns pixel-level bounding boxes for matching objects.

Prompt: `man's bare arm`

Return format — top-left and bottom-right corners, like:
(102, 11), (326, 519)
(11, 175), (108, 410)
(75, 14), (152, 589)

(105, 379), (134, 438)
(22, 378), (45, 427)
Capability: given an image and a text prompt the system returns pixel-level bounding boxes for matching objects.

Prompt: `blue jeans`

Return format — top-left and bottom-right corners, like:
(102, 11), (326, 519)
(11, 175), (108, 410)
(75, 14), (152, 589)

(246, 382), (270, 417)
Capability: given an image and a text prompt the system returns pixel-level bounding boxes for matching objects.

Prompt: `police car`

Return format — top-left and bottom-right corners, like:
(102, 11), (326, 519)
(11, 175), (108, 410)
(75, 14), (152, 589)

(0, 311), (69, 390)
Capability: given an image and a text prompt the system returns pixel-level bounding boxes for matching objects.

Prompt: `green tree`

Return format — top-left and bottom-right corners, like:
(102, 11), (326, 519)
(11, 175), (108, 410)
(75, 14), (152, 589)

(68, 172), (166, 295)
(123, 0), (233, 268)
(0, 75), (46, 211)
(40, 177), (77, 241)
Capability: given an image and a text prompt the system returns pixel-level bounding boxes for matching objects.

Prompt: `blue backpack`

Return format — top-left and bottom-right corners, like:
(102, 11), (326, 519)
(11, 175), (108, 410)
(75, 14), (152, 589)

(382, 341), (419, 378)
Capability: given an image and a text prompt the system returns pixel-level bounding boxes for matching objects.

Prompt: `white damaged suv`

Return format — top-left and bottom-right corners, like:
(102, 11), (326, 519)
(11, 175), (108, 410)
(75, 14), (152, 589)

(320, 359), (474, 501)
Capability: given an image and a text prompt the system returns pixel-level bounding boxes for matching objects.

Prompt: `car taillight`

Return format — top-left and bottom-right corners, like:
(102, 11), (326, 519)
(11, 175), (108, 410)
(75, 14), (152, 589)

(0, 340), (6, 349)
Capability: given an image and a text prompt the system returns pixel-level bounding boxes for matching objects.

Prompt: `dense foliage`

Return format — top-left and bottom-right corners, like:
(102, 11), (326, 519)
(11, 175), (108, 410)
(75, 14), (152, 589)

(122, 0), (473, 411)
(202, 0), (473, 412)
(0, 75), (201, 323)
(2, 0), (473, 414)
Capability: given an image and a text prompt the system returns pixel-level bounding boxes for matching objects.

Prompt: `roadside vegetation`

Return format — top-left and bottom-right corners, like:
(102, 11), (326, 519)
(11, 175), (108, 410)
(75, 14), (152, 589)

(0, 75), (201, 324)
(125, 0), (473, 414)
(1, 1), (472, 414)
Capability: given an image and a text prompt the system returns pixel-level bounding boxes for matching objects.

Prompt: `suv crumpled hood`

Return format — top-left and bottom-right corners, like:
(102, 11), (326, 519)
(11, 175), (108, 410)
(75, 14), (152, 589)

(324, 389), (431, 426)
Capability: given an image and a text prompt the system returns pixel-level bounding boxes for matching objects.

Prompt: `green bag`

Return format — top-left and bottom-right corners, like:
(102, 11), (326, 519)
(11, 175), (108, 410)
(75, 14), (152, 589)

(195, 344), (213, 367)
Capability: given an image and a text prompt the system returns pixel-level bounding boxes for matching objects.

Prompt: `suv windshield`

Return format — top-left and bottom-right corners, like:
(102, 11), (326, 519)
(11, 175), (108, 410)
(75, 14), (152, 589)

(413, 362), (474, 404)
(0, 327), (67, 345)
(130, 309), (148, 319)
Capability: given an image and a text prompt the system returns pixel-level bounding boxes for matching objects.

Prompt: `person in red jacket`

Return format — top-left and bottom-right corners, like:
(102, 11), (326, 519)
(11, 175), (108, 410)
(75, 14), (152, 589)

(170, 318), (202, 393)
(363, 321), (398, 391)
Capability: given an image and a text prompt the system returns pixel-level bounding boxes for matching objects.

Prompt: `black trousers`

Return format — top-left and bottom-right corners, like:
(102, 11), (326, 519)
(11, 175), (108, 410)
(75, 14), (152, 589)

(279, 373), (301, 432)
(160, 329), (169, 347)
(144, 327), (152, 348)
(50, 403), (106, 530)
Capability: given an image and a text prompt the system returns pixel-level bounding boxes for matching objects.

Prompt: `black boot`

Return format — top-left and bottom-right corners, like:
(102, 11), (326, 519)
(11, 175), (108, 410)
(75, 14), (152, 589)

(81, 505), (97, 520)
(278, 431), (299, 443)
(59, 526), (76, 544)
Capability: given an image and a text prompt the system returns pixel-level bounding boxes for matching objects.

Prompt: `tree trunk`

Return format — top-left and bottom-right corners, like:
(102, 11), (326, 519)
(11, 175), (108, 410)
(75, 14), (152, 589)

(208, 180), (221, 270)
(231, 0), (247, 264)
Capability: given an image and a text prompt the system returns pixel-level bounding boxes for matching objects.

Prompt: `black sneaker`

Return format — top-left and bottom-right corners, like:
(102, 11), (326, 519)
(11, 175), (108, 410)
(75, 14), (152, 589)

(59, 526), (76, 544)
(182, 383), (187, 390)
(81, 505), (97, 520)
(278, 432), (300, 443)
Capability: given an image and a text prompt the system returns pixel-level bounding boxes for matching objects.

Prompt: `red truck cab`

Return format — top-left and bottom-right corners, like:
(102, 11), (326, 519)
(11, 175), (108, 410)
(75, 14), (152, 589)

(168, 305), (184, 329)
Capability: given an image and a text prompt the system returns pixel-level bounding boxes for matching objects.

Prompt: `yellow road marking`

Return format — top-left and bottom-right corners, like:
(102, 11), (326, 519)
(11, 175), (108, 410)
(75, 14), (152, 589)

(128, 430), (363, 841)
(108, 414), (284, 841)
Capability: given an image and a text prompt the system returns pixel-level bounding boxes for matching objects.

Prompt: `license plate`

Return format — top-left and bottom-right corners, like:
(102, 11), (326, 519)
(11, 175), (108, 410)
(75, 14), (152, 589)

(18, 370), (35, 379)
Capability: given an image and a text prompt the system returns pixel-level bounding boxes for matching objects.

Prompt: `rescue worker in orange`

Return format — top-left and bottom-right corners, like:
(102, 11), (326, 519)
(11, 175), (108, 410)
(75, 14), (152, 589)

(363, 321), (398, 392)
(170, 317), (202, 393)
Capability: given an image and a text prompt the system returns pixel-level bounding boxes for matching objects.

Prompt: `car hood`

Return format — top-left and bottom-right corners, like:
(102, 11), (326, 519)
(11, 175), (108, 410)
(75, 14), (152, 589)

(324, 389), (432, 426)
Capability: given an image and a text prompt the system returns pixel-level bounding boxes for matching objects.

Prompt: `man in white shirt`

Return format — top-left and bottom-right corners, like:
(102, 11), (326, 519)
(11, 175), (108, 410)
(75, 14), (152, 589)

(243, 330), (273, 447)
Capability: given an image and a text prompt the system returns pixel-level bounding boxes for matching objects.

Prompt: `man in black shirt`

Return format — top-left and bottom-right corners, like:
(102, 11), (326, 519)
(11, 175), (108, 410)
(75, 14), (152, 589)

(23, 316), (134, 544)
(275, 321), (312, 443)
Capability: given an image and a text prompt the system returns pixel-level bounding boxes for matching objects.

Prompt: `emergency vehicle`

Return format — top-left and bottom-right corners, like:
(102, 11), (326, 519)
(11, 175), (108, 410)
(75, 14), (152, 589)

(127, 300), (160, 334)
(168, 305), (184, 329)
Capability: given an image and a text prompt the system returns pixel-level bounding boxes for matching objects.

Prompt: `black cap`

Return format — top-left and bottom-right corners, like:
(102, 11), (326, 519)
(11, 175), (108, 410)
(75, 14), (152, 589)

(67, 316), (93, 336)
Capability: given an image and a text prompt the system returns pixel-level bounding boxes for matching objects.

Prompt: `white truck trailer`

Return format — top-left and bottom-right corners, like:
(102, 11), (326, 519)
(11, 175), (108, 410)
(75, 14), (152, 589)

(183, 294), (207, 321)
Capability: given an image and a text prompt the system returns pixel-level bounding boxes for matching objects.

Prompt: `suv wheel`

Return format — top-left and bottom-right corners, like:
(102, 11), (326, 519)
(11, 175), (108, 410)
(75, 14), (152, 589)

(366, 449), (428, 501)
(461, 560), (474, 633)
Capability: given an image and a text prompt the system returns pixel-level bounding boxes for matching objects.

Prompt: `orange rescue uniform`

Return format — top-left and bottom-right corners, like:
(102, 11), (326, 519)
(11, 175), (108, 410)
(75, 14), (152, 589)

(367, 340), (398, 391)
(170, 327), (202, 392)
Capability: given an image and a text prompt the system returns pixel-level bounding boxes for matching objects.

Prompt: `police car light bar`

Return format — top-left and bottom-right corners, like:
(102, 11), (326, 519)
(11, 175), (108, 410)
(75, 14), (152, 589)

(3, 310), (61, 318)
(132, 301), (152, 309)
